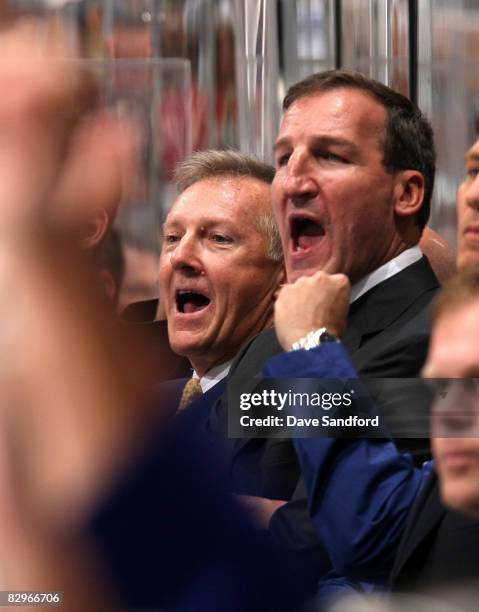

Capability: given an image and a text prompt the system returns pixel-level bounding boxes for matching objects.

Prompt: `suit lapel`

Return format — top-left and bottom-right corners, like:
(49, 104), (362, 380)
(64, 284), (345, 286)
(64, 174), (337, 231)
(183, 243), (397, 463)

(223, 330), (283, 457)
(226, 378), (278, 457)
(341, 303), (362, 351)
(343, 256), (439, 350)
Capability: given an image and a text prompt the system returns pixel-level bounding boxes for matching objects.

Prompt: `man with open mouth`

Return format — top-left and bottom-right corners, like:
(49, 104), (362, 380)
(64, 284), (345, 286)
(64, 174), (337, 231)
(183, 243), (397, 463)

(158, 149), (285, 409)
(218, 70), (441, 596)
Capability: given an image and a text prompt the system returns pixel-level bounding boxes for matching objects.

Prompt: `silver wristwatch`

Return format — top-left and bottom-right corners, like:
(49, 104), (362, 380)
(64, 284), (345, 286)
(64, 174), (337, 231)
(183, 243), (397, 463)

(290, 327), (339, 351)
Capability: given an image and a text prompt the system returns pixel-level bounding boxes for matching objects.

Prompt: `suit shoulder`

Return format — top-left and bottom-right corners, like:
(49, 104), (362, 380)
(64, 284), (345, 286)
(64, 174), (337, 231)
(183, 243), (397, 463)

(228, 328), (282, 381)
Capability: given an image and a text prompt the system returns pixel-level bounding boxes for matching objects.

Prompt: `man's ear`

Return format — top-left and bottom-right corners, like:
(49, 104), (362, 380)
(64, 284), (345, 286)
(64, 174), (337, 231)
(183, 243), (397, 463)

(79, 207), (110, 250)
(393, 170), (425, 219)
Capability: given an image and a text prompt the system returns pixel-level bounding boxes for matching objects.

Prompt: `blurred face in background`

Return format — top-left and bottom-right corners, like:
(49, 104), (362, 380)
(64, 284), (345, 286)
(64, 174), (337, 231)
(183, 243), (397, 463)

(457, 138), (479, 270)
(426, 297), (479, 517)
(159, 176), (284, 376)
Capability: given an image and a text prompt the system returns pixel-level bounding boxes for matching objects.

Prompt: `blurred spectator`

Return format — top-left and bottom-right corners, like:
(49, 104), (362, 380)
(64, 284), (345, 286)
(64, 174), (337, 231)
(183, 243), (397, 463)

(429, 265), (479, 517)
(391, 130), (479, 594)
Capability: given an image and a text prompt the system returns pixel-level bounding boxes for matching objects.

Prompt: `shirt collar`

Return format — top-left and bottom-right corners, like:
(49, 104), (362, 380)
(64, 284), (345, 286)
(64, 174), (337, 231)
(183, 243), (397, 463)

(350, 246), (423, 303)
(192, 359), (233, 393)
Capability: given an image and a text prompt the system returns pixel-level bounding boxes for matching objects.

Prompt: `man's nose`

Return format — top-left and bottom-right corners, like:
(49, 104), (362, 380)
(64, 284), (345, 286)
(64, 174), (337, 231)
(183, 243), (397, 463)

(465, 175), (479, 211)
(170, 234), (203, 275)
(280, 151), (319, 204)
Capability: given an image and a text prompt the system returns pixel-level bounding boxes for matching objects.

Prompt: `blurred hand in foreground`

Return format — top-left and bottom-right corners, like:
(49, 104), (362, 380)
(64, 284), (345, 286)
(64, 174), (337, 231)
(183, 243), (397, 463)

(0, 17), (155, 609)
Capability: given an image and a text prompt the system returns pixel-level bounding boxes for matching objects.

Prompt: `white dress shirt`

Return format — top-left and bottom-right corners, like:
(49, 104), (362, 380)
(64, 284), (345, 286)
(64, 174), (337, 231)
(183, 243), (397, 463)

(192, 359), (233, 393)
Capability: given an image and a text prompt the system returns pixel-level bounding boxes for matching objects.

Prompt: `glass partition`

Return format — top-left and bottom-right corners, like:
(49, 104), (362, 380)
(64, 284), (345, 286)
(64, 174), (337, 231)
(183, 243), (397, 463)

(233, 0), (280, 160)
(341, 0), (411, 97)
(278, 0), (337, 93)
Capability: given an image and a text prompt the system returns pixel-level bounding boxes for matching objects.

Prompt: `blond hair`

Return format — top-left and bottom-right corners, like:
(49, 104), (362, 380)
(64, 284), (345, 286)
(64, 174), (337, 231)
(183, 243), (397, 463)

(174, 150), (283, 262)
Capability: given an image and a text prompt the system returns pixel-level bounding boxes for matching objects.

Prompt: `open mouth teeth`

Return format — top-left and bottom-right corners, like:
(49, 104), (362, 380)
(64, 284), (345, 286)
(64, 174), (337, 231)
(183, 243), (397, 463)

(176, 290), (211, 314)
(290, 217), (325, 250)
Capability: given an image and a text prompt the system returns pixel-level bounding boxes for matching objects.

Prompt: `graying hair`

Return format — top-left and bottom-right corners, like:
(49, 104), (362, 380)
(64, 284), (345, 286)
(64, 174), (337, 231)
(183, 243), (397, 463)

(174, 149), (283, 263)
(255, 214), (284, 263)
(175, 149), (275, 191)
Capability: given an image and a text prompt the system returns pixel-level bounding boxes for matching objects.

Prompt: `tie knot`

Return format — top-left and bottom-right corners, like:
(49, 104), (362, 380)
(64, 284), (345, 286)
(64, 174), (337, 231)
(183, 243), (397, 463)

(178, 377), (203, 411)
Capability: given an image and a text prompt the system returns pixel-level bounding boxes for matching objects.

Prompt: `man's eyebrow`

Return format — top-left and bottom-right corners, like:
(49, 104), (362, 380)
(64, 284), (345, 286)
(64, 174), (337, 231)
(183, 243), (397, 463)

(272, 135), (358, 153)
(311, 135), (358, 150)
(273, 137), (290, 153)
(161, 221), (177, 232)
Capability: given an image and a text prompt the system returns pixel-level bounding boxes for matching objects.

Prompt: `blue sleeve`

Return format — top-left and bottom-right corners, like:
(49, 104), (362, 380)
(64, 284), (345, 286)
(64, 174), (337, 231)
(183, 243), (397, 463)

(263, 342), (358, 379)
(263, 342), (427, 583)
(296, 438), (427, 582)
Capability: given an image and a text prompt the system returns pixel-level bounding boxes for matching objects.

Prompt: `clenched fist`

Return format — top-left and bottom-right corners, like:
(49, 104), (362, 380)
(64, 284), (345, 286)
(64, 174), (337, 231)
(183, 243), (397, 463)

(274, 271), (351, 350)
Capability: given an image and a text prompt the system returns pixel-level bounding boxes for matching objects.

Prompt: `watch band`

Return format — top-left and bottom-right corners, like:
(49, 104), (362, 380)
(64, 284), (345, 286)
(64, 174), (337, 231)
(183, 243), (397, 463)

(290, 327), (339, 351)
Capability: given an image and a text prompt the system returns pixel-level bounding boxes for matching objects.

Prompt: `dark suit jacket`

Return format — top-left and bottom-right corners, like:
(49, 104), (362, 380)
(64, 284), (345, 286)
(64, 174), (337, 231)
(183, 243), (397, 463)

(212, 256), (439, 591)
(218, 256), (439, 492)
(392, 470), (479, 594)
